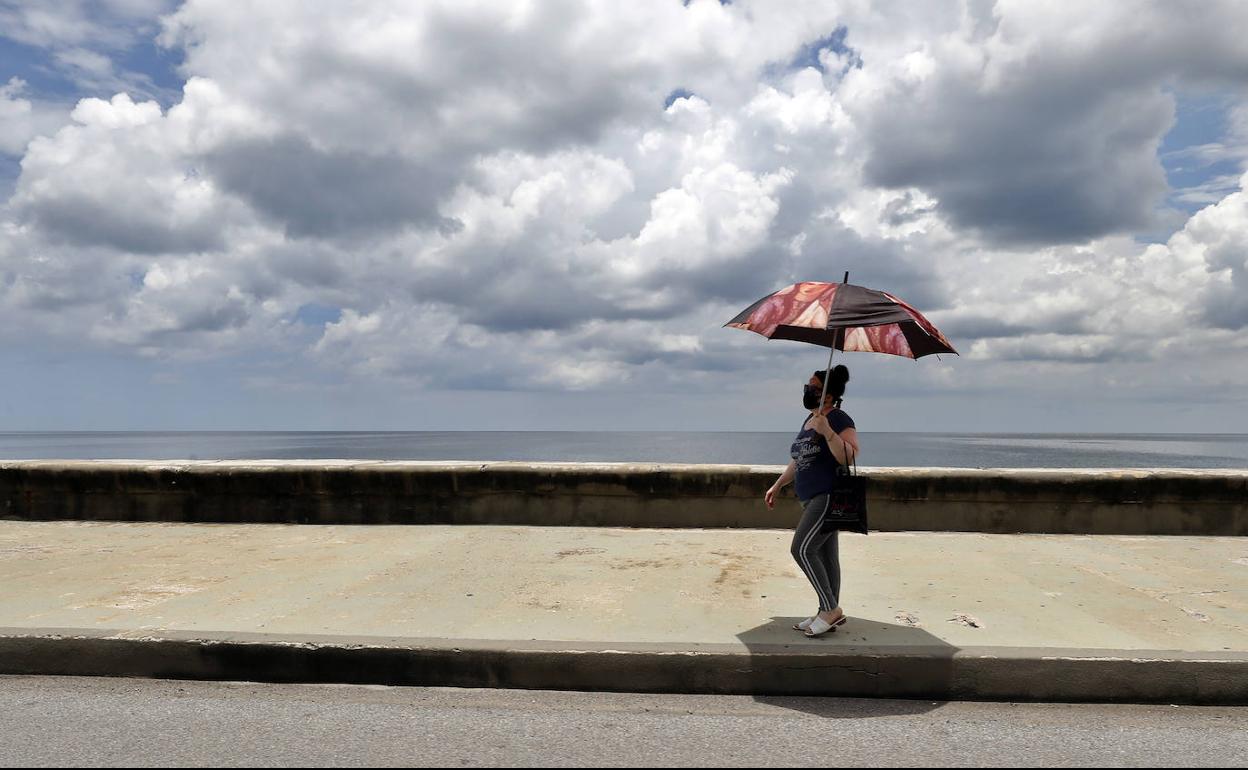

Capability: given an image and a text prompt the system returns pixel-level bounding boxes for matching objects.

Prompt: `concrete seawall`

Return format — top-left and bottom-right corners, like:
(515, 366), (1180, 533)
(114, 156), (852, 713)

(3, 461), (1245, 535)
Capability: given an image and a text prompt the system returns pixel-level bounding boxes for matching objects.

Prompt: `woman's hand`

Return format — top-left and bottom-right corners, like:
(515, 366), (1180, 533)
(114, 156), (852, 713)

(808, 410), (832, 437)
(769, 460), (795, 509)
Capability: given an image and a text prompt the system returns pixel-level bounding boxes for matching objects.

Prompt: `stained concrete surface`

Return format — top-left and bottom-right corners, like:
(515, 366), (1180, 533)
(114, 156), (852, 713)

(1, 521), (1244, 652)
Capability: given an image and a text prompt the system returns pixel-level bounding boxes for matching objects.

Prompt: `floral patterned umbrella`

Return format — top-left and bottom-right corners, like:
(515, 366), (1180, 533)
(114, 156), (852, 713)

(724, 273), (957, 404)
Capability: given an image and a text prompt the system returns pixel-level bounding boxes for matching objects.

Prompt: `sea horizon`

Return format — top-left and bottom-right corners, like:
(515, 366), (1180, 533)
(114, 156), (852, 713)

(2, 430), (1246, 469)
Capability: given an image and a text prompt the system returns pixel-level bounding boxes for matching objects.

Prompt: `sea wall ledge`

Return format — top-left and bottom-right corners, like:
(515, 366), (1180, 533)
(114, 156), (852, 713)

(2, 461), (1246, 535)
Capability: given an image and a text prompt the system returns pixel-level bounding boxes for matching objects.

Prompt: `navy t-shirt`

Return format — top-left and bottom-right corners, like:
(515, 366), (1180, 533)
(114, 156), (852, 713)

(791, 409), (856, 502)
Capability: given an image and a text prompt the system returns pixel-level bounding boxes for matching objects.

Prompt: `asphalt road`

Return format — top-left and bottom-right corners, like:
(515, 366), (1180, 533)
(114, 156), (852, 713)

(1, 676), (1245, 768)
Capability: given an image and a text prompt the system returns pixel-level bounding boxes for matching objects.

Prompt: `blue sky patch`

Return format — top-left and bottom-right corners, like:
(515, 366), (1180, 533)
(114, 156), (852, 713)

(790, 26), (861, 74)
(295, 303), (344, 327)
(1, 18), (185, 108)
(0, 37), (80, 98)
(1160, 90), (1244, 215)
(113, 35), (186, 107)
(664, 88), (696, 108)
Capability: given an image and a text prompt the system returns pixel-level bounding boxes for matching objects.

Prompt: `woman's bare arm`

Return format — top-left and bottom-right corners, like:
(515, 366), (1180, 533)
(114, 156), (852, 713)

(775, 459), (797, 489)
(765, 459), (797, 509)
(813, 417), (859, 466)
(839, 427), (860, 464)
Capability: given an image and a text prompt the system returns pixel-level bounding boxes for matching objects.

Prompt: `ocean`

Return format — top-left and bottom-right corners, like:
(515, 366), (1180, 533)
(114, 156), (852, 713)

(0, 431), (1246, 468)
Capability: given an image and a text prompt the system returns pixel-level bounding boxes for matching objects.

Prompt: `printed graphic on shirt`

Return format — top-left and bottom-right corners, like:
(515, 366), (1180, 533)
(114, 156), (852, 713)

(790, 411), (856, 502)
(791, 432), (824, 472)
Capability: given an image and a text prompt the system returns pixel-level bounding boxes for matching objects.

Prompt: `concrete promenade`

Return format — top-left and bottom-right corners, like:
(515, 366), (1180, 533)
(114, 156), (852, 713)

(2, 520), (1245, 702)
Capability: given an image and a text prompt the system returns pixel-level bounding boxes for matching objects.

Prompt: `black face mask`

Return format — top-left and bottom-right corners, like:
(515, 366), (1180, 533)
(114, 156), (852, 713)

(803, 383), (824, 410)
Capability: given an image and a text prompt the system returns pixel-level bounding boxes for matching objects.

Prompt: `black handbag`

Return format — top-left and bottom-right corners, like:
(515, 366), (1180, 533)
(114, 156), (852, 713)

(820, 444), (869, 535)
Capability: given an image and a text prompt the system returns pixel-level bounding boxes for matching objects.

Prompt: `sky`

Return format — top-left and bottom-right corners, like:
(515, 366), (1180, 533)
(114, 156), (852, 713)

(1, 0), (1247, 433)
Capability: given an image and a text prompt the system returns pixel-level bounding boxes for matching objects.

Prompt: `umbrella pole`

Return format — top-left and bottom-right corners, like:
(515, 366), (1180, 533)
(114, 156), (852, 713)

(818, 341), (835, 412)
(817, 271), (849, 412)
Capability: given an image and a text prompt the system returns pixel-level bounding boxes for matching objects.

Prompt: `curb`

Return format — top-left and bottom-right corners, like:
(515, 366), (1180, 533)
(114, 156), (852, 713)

(3, 629), (1245, 705)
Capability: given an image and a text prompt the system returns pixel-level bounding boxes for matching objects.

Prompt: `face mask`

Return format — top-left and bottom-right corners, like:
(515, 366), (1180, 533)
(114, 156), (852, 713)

(803, 383), (823, 410)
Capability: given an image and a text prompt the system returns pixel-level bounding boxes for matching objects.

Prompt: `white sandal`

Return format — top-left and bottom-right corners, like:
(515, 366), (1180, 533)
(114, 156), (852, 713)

(804, 613), (848, 638)
(792, 616), (817, 631)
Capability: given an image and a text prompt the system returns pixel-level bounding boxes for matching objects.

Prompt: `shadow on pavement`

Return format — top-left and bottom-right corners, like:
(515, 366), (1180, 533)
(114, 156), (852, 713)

(736, 615), (959, 718)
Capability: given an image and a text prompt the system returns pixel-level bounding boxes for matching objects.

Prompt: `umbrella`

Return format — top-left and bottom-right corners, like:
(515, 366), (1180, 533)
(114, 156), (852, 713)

(724, 272), (957, 407)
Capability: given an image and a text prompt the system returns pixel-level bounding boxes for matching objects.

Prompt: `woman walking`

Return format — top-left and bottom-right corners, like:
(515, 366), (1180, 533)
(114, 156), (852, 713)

(765, 364), (860, 638)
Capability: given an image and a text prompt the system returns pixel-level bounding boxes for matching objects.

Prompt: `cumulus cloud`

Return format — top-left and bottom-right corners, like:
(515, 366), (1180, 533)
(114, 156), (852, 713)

(11, 93), (239, 255)
(1, 0), (1248, 423)
(836, 0), (1248, 245)
(1171, 172), (1248, 329)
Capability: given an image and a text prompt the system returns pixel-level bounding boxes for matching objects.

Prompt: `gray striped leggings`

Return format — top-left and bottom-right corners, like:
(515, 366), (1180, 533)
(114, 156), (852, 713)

(791, 493), (842, 612)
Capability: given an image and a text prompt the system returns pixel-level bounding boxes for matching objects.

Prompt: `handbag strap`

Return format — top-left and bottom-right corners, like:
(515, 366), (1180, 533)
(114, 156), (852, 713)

(835, 436), (856, 477)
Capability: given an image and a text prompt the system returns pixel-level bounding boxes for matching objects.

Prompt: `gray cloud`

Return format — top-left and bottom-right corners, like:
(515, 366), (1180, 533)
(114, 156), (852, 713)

(205, 135), (457, 238)
(1202, 256), (1248, 330)
(146, 296), (249, 336)
(933, 316), (1033, 341)
(788, 219), (951, 312)
(882, 191), (936, 227)
(861, 81), (1174, 245)
(848, 1), (1248, 246)
(406, 255), (691, 334)
(994, 348), (1134, 364)
(1204, 288), (1248, 330)
(20, 189), (225, 254)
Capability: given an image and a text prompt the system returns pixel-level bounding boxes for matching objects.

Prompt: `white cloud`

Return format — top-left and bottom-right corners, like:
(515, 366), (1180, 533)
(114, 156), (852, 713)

(11, 92), (247, 254)
(1170, 172), (1248, 329)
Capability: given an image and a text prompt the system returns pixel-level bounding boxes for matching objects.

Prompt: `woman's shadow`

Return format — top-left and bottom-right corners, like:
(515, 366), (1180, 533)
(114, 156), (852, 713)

(735, 615), (959, 718)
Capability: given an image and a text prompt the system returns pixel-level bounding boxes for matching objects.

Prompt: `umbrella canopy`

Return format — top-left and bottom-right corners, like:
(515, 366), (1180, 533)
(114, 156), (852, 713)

(724, 280), (957, 359)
